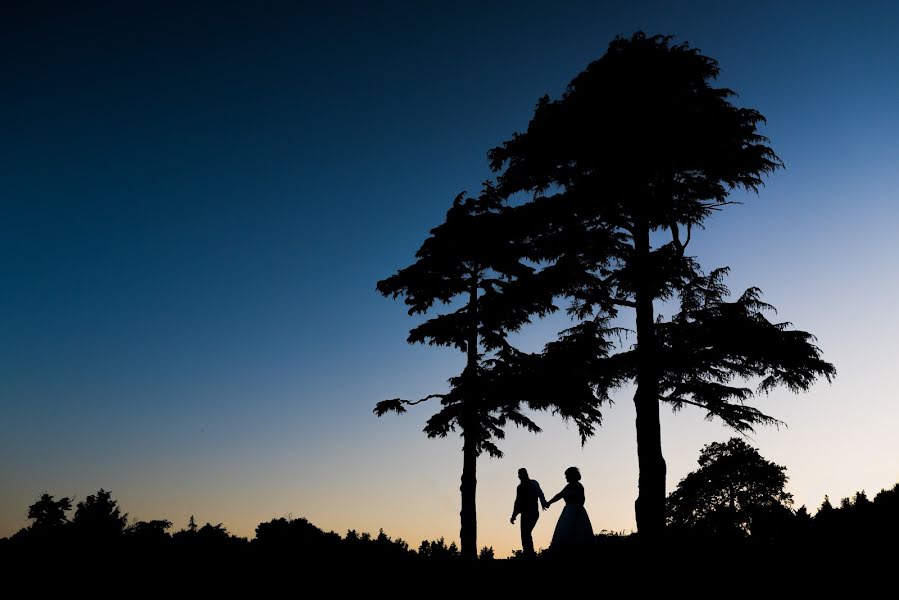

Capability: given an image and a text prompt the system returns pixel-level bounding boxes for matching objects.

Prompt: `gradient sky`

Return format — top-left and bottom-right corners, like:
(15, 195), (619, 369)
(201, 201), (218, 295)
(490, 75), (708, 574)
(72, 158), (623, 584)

(2, 1), (898, 556)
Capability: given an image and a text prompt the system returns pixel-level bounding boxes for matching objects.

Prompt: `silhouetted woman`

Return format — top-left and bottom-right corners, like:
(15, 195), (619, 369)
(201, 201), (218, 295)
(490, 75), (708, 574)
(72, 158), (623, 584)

(545, 467), (594, 550)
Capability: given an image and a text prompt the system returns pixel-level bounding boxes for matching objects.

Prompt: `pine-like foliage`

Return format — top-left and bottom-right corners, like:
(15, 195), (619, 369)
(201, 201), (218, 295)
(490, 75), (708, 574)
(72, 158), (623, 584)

(375, 183), (553, 455)
(606, 268), (835, 432)
(489, 32), (835, 536)
(376, 183), (599, 558)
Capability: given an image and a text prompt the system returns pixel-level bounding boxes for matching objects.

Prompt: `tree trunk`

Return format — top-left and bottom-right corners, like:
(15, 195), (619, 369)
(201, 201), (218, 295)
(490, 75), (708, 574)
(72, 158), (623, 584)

(460, 428), (477, 559)
(632, 222), (667, 540)
(459, 275), (479, 560)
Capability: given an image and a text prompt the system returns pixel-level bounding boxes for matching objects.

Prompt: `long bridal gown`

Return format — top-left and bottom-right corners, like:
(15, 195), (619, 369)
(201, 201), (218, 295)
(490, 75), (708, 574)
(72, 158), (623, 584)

(550, 481), (595, 548)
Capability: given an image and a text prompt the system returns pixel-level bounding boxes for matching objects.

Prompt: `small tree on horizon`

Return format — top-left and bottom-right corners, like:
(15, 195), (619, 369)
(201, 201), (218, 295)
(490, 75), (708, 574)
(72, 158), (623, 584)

(27, 493), (73, 530)
(126, 519), (173, 544)
(667, 438), (794, 537)
(72, 489), (128, 539)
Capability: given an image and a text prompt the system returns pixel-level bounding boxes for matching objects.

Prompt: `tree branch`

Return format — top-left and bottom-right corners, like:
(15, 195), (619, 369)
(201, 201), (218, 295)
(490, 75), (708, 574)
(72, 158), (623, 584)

(611, 297), (637, 308)
(700, 200), (742, 211)
(669, 221), (692, 255)
(374, 394), (448, 416)
(663, 394), (785, 431)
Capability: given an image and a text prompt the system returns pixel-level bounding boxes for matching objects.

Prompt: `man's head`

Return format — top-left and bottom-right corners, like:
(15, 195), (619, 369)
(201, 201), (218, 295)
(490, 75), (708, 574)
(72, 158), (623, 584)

(518, 468), (529, 482)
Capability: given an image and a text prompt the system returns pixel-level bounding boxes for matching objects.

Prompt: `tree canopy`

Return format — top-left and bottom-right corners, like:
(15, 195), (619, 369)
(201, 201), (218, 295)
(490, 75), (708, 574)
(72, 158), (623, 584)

(488, 32), (835, 536)
(667, 438), (794, 536)
(375, 184), (566, 558)
(73, 488), (128, 538)
(27, 494), (72, 530)
(375, 184), (556, 457)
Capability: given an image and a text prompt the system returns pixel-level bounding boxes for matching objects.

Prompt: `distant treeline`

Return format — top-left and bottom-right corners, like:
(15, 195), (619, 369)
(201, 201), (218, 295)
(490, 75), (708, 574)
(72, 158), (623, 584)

(2, 482), (897, 563)
(0, 488), (482, 564)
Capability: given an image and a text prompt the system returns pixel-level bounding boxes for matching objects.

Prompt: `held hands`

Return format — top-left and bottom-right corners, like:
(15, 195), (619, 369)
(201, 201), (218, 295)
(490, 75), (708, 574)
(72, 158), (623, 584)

(541, 500), (550, 510)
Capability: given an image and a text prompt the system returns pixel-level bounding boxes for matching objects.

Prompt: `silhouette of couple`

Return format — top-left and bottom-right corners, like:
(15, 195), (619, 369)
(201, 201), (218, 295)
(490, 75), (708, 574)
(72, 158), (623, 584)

(510, 467), (594, 556)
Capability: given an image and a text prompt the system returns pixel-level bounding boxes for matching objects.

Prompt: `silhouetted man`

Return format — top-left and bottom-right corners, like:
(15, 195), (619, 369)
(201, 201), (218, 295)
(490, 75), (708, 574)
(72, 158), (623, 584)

(510, 467), (547, 557)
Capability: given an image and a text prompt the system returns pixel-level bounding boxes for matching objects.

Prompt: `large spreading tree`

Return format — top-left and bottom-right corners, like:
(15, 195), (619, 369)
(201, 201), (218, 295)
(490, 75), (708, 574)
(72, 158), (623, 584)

(489, 32), (835, 539)
(375, 184), (607, 559)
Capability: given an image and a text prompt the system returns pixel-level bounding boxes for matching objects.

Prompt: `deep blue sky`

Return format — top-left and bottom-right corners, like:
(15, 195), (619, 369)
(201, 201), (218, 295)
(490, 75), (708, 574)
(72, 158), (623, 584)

(2, 1), (898, 554)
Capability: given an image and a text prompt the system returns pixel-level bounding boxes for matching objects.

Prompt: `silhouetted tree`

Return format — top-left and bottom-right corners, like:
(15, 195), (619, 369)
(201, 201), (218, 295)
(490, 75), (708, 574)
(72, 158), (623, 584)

(72, 489), (127, 540)
(27, 493), (72, 530)
(171, 520), (248, 556)
(809, 484), (899, 548)
(196, 522), (239, 542)
(253, 518), (412, 562)
(254, 516), (334, 552)
(127, 519), (172, 538)
(372, 529), (412, 560)
(791, 504), (812, 538)
(416, 536), (460, 560)
(851, 490), (870, 509)
(667, 438), (793, 537)
(871, 484), (899, 539)
(872, 484), (899, 513)
(376, 184), (570, 559)
(126, 519), (172, 550)
(342, 528), (413, 561)
(489, 32), (835, 538)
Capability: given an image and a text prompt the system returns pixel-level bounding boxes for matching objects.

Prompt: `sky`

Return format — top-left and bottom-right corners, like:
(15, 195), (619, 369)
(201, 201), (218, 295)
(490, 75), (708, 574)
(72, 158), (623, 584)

(2, 1), (898, 556)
